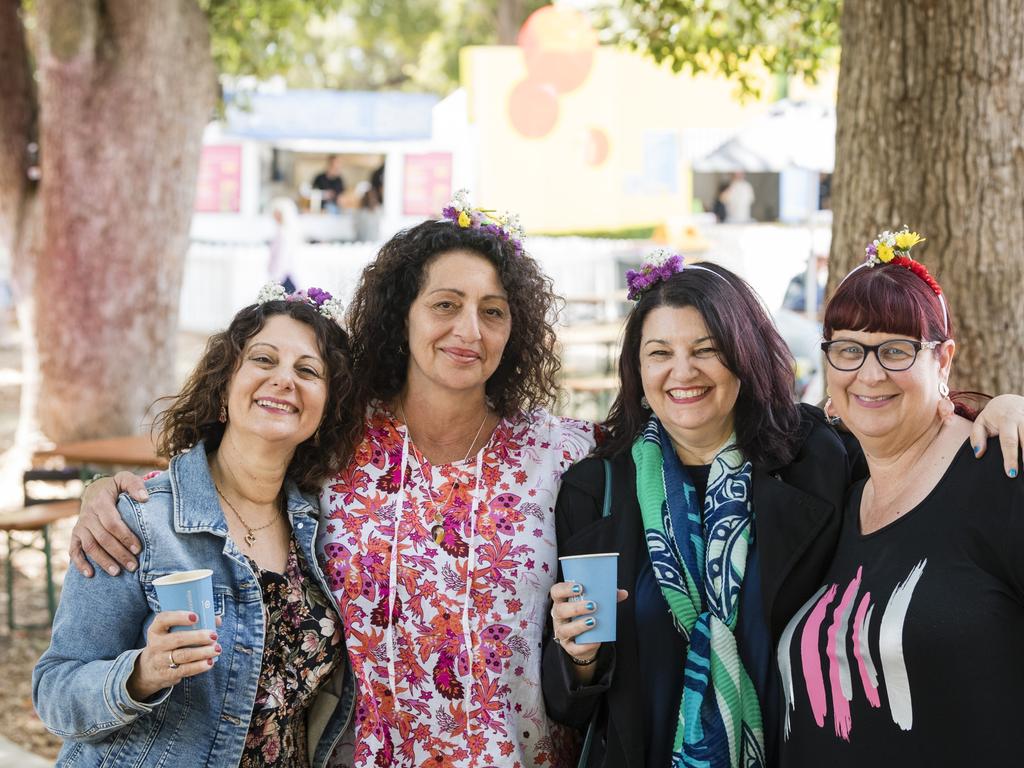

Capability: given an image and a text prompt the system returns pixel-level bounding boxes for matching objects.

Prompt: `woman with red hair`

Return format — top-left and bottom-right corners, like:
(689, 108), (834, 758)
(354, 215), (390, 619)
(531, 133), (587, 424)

(778, 230), (1024, 766)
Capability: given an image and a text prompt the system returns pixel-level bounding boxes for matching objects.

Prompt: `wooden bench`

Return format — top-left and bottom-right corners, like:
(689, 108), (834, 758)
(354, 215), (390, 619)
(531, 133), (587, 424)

(0, 500), (79, 630)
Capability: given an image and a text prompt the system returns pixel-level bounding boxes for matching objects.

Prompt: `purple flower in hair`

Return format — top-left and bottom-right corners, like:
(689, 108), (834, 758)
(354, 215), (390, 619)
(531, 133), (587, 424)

(626, 250), (684, 301)
(306, 287), (333, 306)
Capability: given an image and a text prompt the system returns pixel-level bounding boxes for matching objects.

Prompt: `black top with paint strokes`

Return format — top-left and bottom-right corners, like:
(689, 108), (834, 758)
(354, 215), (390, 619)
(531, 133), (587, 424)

(778, 438), (1024, 768)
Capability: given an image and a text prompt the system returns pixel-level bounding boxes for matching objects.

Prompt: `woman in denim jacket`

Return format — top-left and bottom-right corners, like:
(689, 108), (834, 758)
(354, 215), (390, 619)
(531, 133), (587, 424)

(34, 286), (360, 767)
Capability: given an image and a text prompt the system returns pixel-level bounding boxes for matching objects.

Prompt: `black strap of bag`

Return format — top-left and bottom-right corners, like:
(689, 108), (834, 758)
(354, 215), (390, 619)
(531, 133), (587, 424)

(576, 458), (613, 768)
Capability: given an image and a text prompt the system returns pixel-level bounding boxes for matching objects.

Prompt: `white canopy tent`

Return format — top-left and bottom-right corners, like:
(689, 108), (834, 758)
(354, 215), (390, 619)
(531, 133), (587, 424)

(693, 100), (836, 174)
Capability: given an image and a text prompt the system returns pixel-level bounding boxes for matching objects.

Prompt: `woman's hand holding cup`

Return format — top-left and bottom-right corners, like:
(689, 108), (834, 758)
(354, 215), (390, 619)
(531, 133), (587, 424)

(549, 582), (628, 680)
(127, 611), (220, 701)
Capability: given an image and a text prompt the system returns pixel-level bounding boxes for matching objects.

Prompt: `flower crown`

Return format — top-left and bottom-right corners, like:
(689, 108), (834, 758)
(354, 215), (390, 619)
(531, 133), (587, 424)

(441, 189), (525, 257)
(256, 282), (346, 326)
(625, 248), (727, 301)
(849, 226), (947, 332)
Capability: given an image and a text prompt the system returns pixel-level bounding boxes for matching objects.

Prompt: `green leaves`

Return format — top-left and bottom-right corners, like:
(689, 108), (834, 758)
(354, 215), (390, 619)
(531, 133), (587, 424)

(604, 0), (840, 98)
(200, 0), (546, 94)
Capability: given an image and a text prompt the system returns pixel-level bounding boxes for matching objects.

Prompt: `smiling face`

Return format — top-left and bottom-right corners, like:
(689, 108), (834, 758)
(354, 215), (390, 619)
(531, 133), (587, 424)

(223, 314), (328, 449)
(639, 305), (741, 461)
(826, 329), (954, 446)
(405, 249), (512, 399)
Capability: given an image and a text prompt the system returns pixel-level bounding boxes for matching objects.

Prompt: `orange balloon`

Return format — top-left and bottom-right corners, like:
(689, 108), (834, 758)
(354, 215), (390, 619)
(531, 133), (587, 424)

(583, 127), (610, 166)
(508, 79), (560, 139)
(518, 6), (597, 94)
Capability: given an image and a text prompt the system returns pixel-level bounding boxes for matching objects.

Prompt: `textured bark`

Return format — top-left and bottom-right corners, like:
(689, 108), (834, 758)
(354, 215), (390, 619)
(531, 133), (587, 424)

(24, 0), (217, 440)
(830, 0), (1024, 394)
(0, 0), (34, 256)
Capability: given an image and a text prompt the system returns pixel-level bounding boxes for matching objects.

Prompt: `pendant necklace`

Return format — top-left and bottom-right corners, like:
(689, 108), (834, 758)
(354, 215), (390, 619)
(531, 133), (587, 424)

(398, 398), (489, 525)
(216, 484), (279, 547)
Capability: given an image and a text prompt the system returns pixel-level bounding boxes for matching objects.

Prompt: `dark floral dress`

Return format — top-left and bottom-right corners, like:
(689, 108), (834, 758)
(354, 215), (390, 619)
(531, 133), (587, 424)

(241, 539), (343, 767)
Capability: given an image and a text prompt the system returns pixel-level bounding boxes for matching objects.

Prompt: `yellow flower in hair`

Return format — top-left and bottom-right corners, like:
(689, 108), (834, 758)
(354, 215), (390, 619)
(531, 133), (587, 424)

(876, 242), (895, 263)
(894, 230), (924, 251)
(457, 211), (471, 227)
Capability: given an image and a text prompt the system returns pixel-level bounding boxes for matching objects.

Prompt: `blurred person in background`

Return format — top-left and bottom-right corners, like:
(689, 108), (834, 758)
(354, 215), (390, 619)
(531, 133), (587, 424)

(312, 155), (346, 214)
(268, 197), (302, 292)
(721, 171), (755, 223)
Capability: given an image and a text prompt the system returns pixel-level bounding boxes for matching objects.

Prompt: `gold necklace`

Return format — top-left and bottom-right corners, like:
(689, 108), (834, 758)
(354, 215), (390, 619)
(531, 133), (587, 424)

(215, 484), (279, 547)
(398, 399), (489, 523)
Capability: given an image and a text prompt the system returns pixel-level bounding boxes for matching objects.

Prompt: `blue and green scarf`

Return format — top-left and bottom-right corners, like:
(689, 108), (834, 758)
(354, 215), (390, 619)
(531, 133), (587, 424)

(632, 417), (765, 768)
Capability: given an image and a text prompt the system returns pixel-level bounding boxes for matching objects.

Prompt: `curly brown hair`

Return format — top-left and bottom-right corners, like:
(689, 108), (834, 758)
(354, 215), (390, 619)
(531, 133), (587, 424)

(152, 300), (360, 493)
(346, 219), (561, 418)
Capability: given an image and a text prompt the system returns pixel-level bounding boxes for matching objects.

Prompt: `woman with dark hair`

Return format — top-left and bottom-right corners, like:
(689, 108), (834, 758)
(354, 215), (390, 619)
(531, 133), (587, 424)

(314, 197), (593, 767)
(542, 250), (1023, 768)
(65, 193), (593, 767)
(777, 231), (1024, 766)
(34, 286), (358, 767)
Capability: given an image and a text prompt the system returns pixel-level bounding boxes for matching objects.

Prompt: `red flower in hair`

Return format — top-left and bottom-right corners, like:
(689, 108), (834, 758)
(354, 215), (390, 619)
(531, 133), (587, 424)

(891, 256), (943, 296)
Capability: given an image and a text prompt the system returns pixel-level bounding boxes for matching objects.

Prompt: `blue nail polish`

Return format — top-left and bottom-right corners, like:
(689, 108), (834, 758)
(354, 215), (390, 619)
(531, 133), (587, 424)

(1010, 468), (1018, 478)
(585, 602), (595, 611)
(585, 618), (596, 627)
(571, 584), (582, 595)
(973, 445), (981, 456)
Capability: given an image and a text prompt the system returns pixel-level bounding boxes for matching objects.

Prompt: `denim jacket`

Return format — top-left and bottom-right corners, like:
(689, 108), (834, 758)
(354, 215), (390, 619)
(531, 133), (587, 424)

(33, 442), (356, 767)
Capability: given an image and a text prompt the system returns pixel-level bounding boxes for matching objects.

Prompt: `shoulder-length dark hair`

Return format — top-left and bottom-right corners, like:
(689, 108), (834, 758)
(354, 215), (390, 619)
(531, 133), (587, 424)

(598, 262), (802, 465)
(153, 300), (360, 493)
(345, 219), (561, 418)
(824, 263), (981, 418)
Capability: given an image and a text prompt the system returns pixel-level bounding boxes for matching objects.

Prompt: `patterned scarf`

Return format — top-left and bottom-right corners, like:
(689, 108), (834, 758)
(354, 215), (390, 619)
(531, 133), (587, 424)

(632, 417), (765, 768)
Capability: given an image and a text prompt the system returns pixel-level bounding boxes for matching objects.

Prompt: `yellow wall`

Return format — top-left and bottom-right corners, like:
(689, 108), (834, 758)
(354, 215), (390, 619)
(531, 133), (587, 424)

(461, 45), (834, 233)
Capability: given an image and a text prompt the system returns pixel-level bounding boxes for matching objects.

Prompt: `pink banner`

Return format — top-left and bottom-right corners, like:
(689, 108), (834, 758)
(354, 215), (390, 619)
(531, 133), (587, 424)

(403, 153), (453, 216)
(195, 145), (242, 213)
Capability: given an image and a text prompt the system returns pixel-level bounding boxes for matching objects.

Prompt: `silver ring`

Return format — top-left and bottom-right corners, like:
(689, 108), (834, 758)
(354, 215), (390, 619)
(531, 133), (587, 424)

(168, 650), (180, 670)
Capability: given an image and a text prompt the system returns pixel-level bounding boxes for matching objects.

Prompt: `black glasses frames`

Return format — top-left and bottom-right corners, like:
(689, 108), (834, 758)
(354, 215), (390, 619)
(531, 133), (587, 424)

(820, 339), (941, 372)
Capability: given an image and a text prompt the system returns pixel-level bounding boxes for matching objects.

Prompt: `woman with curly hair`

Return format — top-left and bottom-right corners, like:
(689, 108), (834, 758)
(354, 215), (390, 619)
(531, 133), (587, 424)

(70, 197), (595, 767)
(34, 289), (360, 767)
(313, 210), (595, 767)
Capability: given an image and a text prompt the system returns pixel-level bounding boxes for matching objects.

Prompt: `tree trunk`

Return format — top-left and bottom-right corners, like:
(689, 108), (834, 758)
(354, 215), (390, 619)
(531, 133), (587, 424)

(830, 0), (1024, 395)
(497, 0), (524, 45)
(0, 0), (34, 256)
(22, 0), (216, 441)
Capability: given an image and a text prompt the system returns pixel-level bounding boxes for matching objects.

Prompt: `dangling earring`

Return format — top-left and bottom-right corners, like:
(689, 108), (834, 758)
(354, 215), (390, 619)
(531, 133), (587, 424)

(218, 404), (228, 423)
(937, 380), (955, 422)
(398, 341), (408, 355)
(824, 396), (840, 426)
(640, 396), (650, 410)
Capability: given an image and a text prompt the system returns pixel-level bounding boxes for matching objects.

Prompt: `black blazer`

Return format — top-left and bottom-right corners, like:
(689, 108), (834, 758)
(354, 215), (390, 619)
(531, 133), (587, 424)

(541, 405), (856, 768)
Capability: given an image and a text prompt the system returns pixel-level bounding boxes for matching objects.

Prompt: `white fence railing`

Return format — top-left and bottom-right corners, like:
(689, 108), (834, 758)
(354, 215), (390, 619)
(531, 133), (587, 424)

(180, 225), (829, 333)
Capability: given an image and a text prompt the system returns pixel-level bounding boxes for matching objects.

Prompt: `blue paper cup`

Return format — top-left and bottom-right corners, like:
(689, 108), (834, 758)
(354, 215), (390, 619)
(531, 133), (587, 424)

(558, 552), (618, 644)
(153, 569), (215, 632)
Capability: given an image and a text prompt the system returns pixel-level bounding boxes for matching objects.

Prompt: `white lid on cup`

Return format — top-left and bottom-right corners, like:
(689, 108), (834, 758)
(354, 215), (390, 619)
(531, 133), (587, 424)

(153, 569), (214, 586)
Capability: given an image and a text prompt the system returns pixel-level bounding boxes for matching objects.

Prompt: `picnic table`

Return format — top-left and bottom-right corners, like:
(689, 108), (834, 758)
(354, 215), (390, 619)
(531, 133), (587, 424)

(32, 434), (167, 471)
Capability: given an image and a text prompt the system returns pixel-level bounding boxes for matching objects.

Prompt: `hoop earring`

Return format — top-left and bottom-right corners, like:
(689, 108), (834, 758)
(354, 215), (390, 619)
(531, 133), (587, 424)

(219, 404), (228, 423)
(640, 396), (650, 410)
(938, 381), (950, 398)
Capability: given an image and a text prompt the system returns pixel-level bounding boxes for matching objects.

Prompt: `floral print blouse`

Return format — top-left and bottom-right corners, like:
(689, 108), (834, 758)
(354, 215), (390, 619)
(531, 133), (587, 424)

(241, 539), (343, 767)
(319, 406), (596, 768)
